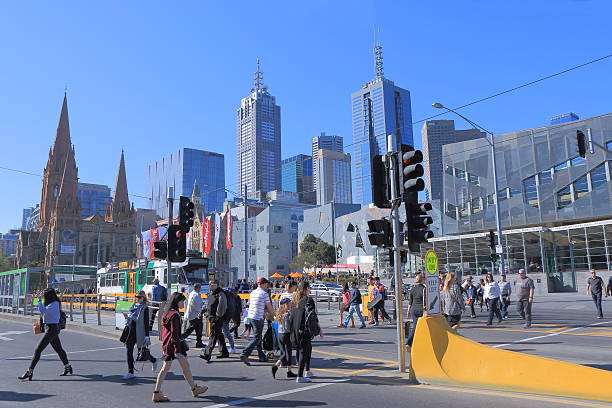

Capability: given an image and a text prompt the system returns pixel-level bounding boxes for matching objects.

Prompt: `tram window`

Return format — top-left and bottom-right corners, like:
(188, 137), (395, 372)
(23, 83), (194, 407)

(137, 271), (147, 286)
(118, 272), (126, 286)
(146, 270), (156, 284)
(98, 275), (105, 287)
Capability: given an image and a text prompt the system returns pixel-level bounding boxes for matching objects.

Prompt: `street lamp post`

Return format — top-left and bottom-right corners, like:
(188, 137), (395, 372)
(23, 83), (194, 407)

(432, 103), (505, 276)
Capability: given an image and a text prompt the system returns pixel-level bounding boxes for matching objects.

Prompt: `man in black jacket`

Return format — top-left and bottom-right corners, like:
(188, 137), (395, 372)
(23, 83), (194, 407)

(340, 281), (366, 328)
(200, 280), (228, 362)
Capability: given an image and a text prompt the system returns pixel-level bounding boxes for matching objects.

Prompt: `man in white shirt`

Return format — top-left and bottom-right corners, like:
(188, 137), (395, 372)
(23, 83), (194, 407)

(240, 277), (275, 365)
(182, 283), (204, 348)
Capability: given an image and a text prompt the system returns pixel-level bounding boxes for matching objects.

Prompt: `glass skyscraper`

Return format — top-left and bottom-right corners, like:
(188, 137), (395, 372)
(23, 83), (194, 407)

(312, 132), (343, 191)
(281, 154), (315, 204)
(236, 60), (281, 199)
(351, 46), (413, 205)
(147, 148), (225, 217)
(77, 183), (112, 218)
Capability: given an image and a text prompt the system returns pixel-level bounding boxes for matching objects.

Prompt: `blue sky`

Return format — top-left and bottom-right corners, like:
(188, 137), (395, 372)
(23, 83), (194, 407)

(1, 1), (611, 233)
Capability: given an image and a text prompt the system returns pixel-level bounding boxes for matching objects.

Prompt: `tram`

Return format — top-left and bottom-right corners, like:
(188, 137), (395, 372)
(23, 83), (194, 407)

(96, 257), (212, 296)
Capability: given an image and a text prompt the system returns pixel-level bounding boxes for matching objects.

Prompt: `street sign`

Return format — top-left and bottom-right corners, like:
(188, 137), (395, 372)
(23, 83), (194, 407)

(495, 244), (503, 254)
(425, 250), (438, 275)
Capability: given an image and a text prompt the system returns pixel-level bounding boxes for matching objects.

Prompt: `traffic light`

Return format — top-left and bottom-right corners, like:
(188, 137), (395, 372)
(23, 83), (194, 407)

(371, 155), (391, 208)
(178, 196), (195, 228)
(404, 201), (434, 252)
(400, 250), (407, 264)
(367, 219), (392, 247)
(153, 241), (167, 260)
(488, 230), (496, 251)
(167, 225), (187, 262)
(400, 144), (425, 195)
(491, 253), (498, 264)
(576, 130), (587, 158)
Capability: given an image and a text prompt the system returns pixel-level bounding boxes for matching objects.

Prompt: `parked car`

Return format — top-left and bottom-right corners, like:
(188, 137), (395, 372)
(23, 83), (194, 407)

(310, 283), (342, 301)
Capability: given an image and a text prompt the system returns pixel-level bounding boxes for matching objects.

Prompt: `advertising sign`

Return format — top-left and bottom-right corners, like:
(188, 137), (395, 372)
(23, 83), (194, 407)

(60, 229), (78, 254)
(115, 299), (132, 329)
(425, 250), (441, 315)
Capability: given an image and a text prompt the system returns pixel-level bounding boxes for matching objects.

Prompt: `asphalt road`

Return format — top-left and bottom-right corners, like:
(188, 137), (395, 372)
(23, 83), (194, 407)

(1, 292), (610, 408)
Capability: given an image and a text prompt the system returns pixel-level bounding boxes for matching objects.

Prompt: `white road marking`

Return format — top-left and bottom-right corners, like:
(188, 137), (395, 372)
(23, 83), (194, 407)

(5, 346), (125, 360)
(493, 320), (612, 348)
(204, 379), (349, 408)
(0, 330), (29, 341)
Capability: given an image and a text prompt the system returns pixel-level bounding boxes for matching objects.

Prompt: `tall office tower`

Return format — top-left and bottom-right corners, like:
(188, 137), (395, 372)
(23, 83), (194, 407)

(351, 42), (414, 205)
(315, 149), (352, 205)
(147, 148), (225, 218)
(281, 154), (315, 204)
(312, 132), (343, 190)
(236, 60), (281, 199)
(21, 207), (35, 230)
(77, 183), (112, 218)
(421, 120), (484, 201)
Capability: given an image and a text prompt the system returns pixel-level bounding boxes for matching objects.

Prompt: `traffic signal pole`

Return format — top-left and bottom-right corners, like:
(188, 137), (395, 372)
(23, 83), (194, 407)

(387, 135), (407, 375)
(489, 134), (505, 275)
(167, 187), (174, 288)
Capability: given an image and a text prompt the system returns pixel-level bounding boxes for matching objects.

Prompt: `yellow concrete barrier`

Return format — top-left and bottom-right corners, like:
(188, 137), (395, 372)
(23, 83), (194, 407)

(411, 316), (612, 403)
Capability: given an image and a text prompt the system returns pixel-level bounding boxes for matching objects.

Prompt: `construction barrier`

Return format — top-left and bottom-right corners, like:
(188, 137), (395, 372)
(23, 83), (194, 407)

(411, 315), (612, 403)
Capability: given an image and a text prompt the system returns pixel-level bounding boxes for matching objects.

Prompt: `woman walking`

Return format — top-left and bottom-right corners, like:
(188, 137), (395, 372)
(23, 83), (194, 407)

(483, 273), (503, 325)
(441, 272), (465, 330)
(290, 281), (323, 383)
(19, 288), (71, 380)
(337, 282), (355, 328)
(477, 278), (488, 311)
(463, 277), (478, 318)
(152, 292), (208, 403)
(122, 290), (157, 380)
(271, 298), (297, 379)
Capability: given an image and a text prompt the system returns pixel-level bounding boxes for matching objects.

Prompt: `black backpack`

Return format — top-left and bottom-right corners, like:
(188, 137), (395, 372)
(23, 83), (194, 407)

(304, 304), (320, 338)
(354, 289), (362, 305)
(223, 290), (238, 320)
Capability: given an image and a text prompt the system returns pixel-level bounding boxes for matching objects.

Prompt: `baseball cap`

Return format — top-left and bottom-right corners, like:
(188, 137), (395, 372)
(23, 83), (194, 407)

(257, 277), (269, 285)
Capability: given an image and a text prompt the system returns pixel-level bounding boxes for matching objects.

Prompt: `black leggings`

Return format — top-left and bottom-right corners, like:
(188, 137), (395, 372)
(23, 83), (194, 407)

(278, 332), (293, 367)
(30, 324), (69, 370)
(296, 338), (312, 377)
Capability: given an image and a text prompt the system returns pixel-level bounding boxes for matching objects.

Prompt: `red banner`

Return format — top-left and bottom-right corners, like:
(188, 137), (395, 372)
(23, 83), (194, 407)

(225, 210), (232, 249)
(202, 217), (212, 255)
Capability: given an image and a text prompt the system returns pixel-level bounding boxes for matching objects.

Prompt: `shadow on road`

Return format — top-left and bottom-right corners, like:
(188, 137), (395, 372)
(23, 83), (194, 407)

(0, 391), (54, 402)
(584, 363), (612, 372)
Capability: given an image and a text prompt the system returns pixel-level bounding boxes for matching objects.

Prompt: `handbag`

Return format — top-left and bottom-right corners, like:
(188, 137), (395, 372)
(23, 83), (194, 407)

(136, 347), (151, 362)
(59, 310), (67, 330)
(119, 325), (130, 343)
(180, 339), (189, 354)
(33, 320), (43, 334)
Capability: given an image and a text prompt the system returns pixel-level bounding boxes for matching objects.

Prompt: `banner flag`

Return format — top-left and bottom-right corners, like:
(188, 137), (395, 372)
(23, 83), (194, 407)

(225, 209), (232, 249)
(213, 212), (221, 251)
(202, 217), (212, 255)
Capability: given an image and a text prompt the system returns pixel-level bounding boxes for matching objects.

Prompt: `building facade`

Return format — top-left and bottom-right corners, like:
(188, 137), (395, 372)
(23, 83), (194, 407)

(550, 112), (579, 125)
(426, 113), (612, 292)
(421, 120), (484, 202)
(22, 207), (35, 230)
(351, 44), (413, 205)
(315, 149), (352, 205)
(236, 61), (281, 199)
(0, 231), (19, 257)
(312, 132), (343, 190)
(77, 183), (112, 218)
(147, 148), (225, 217)
(281, 154), (315, 204)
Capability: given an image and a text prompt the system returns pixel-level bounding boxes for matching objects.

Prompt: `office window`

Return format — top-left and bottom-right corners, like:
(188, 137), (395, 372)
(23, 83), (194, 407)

(497, 189), (508, 202)
(557, 185), (572, 209)
(539, 169), (553, 185)
(590, 163), (607, 190)
(573, 175), (589, 200)
(570, 156), (586, 167)
(445, 202), (457, 219)
(554, 161), (568, 172)
(607, 141), (612, 151)
(445, 165), (454, 176)
(471, 197), (482, 214)
(458, 202), (468, 218)
(523, 176), (538, 207)
(455, 169), (465, 181)
(273, 226), (283, 233)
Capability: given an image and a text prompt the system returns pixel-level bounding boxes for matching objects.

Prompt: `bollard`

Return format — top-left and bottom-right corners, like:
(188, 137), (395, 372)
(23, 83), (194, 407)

(69, 295), (74, 321)
(82, 295), (86, 323)
(157, 301), (165, 340)
(328, 295), (331, 310)
(97, 294), (101, 326)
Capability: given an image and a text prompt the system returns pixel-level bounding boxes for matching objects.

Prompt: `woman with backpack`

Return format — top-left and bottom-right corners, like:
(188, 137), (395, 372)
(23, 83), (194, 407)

(121, 290), (157, 380)
(271, 297), (297, 379)
(290, 281), (323, 383)
(153, 292), (208, 403)
(19, 288), (71, 380)
(337, 282), (355, 328)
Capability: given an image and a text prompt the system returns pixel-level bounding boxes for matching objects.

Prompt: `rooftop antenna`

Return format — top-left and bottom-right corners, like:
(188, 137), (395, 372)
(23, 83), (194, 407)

(374, 27), (384, 79)
(252, 58), (267, 92)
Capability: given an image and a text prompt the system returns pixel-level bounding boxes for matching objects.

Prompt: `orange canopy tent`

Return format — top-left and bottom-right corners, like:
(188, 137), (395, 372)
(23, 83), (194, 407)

(270, 273), (284, 279)
(290, 272), (303, 278)
(308, 271), (315, 276)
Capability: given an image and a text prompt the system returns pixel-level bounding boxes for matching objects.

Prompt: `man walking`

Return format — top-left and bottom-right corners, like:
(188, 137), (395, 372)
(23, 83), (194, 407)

(149, 278), (167, 330)
(200, 280), (228, 361)
(516, 269), (535, 328)
(372, 277), (392, 326)
(587, 270), (607, 319)
(240, 277), (275, 365)
(499, 275), (512, 319)
(340, 281), (366, 328)
(182, 283), (204, 348)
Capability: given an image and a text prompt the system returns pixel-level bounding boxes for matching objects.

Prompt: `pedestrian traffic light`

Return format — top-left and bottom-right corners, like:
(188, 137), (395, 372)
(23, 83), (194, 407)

(167, 225), (187, 262)
(372, 155), (391, 208)
(576, 130), (587, 158)
(367, 219), (392, 247)
(178, 196), (195, 229)
(153, 241), (167, 260)
(488, 230), (496, 251)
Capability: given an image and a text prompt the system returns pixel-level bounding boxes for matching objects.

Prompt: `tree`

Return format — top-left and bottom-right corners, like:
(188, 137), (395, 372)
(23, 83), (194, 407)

(0, 252), (12, 272)
(290, 234), (335, 271)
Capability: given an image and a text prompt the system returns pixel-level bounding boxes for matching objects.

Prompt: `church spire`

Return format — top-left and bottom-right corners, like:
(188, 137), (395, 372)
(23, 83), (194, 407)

(53, 92), (71, 156)
(191, 179), (204, 219)
(108, 150), (132, 223)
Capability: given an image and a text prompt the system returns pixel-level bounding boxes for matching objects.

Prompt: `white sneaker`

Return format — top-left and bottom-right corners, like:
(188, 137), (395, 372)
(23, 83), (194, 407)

(305, 370), (314, 378)
(122, 373), (135, 380)
(152, 359), (158, 371)
(296, 377), (312, 383)
(228, 347), (236, 354)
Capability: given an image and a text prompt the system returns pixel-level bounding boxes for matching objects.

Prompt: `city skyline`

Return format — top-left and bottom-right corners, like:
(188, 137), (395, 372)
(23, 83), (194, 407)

(1, 2), (612, 232)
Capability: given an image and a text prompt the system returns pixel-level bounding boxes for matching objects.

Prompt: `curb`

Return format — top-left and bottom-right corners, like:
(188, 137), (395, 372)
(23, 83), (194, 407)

(0, 312), (120, 341)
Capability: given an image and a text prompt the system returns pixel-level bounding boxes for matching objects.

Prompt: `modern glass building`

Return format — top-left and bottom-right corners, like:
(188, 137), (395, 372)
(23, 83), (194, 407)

(315, 149), (352, 205)
(281, 154), (315, 204)
(422, 113), (612, 292)
(351, 54), (413, 205)
(77, 183), (112, 218)
(236, 61), (281, 199)
(312, 132), (343, 191)
(147, 148), (225, 217)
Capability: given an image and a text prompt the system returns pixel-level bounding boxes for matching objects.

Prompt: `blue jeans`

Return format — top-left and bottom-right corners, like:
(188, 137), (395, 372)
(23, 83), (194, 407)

(222, 321), (235, 349)
(501, 295), (510, 317)
(241, 319), (265, 359)
(406, 310), (423, 346)
(343, 304), (366, 327)
(591, 292), (603, 317)
(487, 298), (502, 324)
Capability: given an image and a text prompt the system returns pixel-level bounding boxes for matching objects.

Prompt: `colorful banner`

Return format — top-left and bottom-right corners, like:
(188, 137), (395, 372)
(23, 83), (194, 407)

(202, 217), (212, 255)
(141, 230), (151, 258)
(225, 209), (232, 249)
(149, 228), (160, 258)
(60, 229), (78, 254)
(213, 213), (221, 251)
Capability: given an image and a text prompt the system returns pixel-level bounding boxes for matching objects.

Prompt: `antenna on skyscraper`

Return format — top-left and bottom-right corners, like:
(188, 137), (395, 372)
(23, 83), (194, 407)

(374, 27), (384, 79)
(253, 58), (267, 92)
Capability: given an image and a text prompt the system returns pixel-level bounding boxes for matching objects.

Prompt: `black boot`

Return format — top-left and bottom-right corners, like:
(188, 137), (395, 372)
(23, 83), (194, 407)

(59, 365), (73, 376)
(18, 369), (33, 381)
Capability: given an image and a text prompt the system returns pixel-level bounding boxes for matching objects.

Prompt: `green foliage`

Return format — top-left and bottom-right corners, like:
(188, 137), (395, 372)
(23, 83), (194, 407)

(0, 252), (12, 272)
(290, 234), (335, 271)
